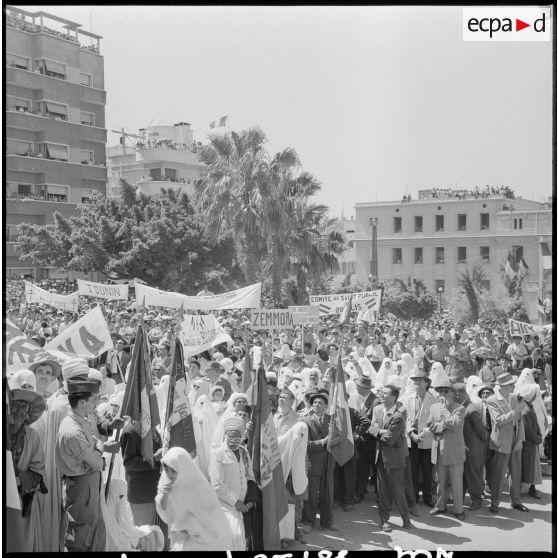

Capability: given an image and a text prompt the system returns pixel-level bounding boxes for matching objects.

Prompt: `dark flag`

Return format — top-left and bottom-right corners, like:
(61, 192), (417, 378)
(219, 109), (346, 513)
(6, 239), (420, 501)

(251, 365), (288, 550)
(121, 325), (160, 466)
(162, 337), (196, 455)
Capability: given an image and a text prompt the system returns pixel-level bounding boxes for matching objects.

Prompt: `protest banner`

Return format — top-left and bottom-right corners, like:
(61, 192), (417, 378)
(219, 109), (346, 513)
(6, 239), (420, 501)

(25, 282), (79, 312)
(309, 289), (382, 316)
(508, 318), (553, 337)
(251, 309), (294, 330)
(288, 305), (320, 325)
(45, 306), (113, 360)
(178, 314), (233, 357)
(77, 279), (129, 300)
(5, 319), (54, 370)
(135, 281), (261, 310)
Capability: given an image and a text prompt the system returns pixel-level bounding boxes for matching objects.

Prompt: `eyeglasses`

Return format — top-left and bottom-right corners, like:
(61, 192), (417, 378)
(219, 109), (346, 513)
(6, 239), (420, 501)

(437, 389), (450, 394)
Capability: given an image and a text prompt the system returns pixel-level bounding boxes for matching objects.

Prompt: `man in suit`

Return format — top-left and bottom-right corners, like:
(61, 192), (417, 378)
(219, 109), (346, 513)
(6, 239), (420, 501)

(477, 384), (495, 495)
(427, 379), (466, 520)
(486, 371), (528, 514)
(301, 392), (337, 533)
(493, 354), (518, 379)
(103, 336), (130, 384)
(354, 376), (377, 502)
(204, 361), (233, 402)
(401, 369), (437, 507)
(369, 384), (412, 532)
(453, 383), (488, 511)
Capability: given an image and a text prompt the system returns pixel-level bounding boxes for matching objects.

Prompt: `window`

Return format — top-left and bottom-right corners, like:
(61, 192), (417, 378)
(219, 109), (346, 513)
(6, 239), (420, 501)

(6, 52), (29, 70)
(81, 150), (94, 165)
(435, 215), (444, 232)
(513, 218), (523, 230)
(42, 101), (68, 120)
(512, 245), (523, 260)
(480, 246), (490, 261)
(435, 247), (444, 264)
(165, 168), (177, 181)
(45, 143), (69, 161)
(435, 279), (445, 293)
(38, 59), (66, 79)
(348, 240), (354, 249)
(18, 184), (32, 195)
(80, 111), (94, 126)
(414, 247), (423, 264)
(457, 246), (467, 263)
(393, 216), (402, 233)
(481, 213), (490, 230)
(79, 72), (92, 86)
(414, 216), (423, 232)
(44, 185), (68, 202)
(7, 96), (31, 112)
(457, 214), (467, 231)
(149, 168), (162, 181)
(392, 248), (402, 264)
(7, 139), (33, 156)
(6, 225), (19, 243)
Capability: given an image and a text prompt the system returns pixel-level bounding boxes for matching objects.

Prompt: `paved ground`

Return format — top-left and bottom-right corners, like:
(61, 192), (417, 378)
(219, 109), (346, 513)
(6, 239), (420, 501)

(287, 477), (553, 552)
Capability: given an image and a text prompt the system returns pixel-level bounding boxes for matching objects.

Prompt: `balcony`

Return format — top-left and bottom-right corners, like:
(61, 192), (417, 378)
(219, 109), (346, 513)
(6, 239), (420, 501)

(136, 180), (195, 197)
(136, 146), (201, 166)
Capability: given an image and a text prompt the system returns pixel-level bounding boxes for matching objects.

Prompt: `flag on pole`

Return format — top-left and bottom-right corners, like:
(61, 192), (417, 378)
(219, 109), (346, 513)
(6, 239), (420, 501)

(209, 115), (228, 129)
(5, 383), (26, 553)
(517, 257), (530, 279)
(338, 294), (353, 327)
(251, 365), (288, 550)
(121, 325), (160, 467)
(327, 355), (355, 466)
(503, 250), (519, 289)
(162, 338), (196, 455)
(541, 242), (552, 270)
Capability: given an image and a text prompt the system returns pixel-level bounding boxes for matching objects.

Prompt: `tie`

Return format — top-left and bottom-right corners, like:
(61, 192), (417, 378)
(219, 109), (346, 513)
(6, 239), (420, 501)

(484, 403), (492, 432)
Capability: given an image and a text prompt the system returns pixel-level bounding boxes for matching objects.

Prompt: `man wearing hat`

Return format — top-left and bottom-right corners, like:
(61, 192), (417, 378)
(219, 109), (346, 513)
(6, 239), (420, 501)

(205, 361), (233, 402)
(453, 383), (488, 511)
(301, 392), (337, 532)
(493, 353), (518, 379)
(402, 370), (436, 507)
(29, 358), (62, 398)
(505, 335), (530, 370)
(9, 388), (47, 551)
(486, 371), (528, 513)
(445, 347), (468, 384)
(427, 380), (466, 520)
(477, 384), (495, 495)
(56, 378), (120, 551)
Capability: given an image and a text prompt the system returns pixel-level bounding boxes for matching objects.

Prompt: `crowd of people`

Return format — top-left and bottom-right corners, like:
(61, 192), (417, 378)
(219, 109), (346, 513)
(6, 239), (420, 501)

(416, 186), (516, 201)
(6, 277), (553, 552)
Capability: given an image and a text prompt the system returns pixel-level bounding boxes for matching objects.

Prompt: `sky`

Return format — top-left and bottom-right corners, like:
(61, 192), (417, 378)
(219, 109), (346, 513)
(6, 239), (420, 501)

(18, 5), (554, 217)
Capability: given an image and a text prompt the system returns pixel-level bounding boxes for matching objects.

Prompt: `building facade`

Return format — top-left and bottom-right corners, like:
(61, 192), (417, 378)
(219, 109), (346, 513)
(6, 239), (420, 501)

(107, 123), (204, 198)
(5, 6), (107, 279)
(354, 190), (552, 321)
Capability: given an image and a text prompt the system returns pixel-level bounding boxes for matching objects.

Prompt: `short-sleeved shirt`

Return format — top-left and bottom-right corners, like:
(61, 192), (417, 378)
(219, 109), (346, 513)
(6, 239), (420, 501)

(273, 409), (299, 437)
(56, 410), (102, 477)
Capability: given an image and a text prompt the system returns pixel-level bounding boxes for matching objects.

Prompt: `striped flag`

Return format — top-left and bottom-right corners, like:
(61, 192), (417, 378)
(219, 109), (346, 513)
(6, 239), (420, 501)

(327, 355), (354, 466)
(541, 242), (552, 270)
(339, 294), (353, 327)
(162, 338), (196, 455)
(121, 325), (160, 467)
(518, 257), (530, 279)
(209, 115), (228, 129)
(251, 365), (288, 549)
(503, 250), (519, 288)
(538, 296), (545, 321)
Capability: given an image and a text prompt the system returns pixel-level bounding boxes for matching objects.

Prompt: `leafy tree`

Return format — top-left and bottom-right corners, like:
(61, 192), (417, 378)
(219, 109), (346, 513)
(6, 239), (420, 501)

(15, 181), (241, 293)
(379, 278), (437, 320)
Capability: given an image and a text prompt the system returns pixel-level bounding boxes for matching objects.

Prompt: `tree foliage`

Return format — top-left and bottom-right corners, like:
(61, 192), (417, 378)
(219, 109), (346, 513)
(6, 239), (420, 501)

(381, 278), (437, 320)
(15, 182), (242, 293)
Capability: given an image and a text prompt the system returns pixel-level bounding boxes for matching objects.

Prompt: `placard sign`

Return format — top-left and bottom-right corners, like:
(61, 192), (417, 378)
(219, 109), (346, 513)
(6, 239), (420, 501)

(250, 310), (294, 330)
(289, 305), (320, 325)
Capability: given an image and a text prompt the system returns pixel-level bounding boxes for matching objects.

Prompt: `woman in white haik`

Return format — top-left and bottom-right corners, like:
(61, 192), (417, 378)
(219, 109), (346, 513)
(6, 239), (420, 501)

(156, 447), (233, 551)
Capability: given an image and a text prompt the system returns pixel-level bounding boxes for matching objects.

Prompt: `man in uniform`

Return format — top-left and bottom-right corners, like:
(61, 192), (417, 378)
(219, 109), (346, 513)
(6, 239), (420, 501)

(56, 378), (120, 551)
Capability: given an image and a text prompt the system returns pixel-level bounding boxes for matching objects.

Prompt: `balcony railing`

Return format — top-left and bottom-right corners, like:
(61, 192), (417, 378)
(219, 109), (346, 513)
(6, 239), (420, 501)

(6, 152), (107, 167)
(7, 192), (69, 203)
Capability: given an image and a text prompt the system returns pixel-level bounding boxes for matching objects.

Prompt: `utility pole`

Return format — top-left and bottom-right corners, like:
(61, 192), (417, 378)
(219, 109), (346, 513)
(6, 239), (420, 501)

(111, 128), (143, 181)
(369, 217), (378, 284)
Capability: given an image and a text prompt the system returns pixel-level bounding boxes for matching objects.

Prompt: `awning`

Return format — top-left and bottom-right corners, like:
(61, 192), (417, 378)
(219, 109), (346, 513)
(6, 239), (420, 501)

(45, 102), (67, 116)
(44, 60), (66, 75)
(46, 185), (68, 195)
(46, 144), (69, 161)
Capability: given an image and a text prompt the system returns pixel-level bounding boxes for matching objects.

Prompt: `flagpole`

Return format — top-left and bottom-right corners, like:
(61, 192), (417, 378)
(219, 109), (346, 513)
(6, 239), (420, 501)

(538, 235), (544, 325)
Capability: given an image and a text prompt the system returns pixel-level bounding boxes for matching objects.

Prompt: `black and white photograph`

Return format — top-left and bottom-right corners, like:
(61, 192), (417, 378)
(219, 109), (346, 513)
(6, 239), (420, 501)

(4, 4), (554, 554)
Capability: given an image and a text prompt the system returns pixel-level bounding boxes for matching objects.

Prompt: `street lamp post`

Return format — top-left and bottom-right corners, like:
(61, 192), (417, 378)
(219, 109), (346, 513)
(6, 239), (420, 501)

(438, 286), (444, 313)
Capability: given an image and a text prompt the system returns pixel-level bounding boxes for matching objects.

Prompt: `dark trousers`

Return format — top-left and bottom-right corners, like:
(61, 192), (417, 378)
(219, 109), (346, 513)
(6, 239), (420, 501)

(491, 450), (522, 507)
(63, 472), (106, 552)
(404, 456), (417, 508)
(302, 473), (333, 528)
(355, 439), (376, 496)
(334, 456), (357, 505)
(485, 447), (495, 491)
(463, 450), (485, 506)
(376, 452), (409, 524)
(409, 442), (433, 502)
